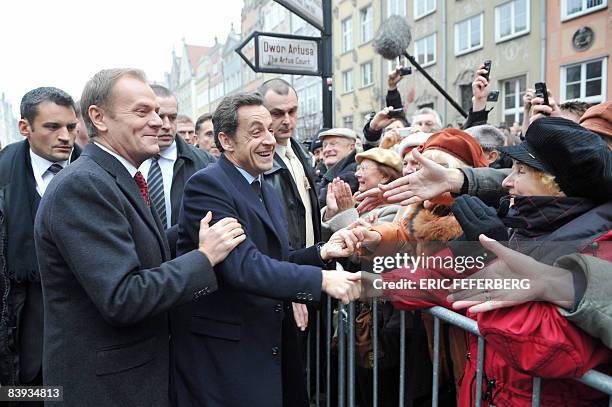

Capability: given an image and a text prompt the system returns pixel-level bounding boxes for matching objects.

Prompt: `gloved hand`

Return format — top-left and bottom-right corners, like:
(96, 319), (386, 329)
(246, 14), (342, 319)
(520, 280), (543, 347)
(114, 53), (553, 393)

(451, 195), (508, 242)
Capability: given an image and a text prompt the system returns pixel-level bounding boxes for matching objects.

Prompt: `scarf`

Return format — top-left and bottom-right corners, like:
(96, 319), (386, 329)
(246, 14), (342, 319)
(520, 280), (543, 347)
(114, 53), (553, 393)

(5, 141), (41, 282)
(499, 195), (606, 264)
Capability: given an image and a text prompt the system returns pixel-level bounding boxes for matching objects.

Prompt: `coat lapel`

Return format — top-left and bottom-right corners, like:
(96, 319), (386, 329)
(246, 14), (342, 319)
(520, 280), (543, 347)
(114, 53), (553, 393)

(84, 144), (167, 258)
(261, 180), (289, 256)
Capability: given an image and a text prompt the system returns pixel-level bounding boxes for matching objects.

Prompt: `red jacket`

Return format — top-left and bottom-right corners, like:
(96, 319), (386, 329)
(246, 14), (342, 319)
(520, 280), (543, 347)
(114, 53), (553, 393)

(384, 232), (612, 406)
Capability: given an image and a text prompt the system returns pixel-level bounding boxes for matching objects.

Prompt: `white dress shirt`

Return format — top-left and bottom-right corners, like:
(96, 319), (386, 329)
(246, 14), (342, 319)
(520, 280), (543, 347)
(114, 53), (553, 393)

(29, 150), (69, 197)
(94, 142), (138, 177)
(138, 141), (178, 228)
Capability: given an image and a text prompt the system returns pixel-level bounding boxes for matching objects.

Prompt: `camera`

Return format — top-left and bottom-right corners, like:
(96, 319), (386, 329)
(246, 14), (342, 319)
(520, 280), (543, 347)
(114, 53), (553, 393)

(387, 107), (405, 118)
(534, 82), (550, 107)
(487, 90), (499, 102)
(399, 66), (412, 76)
(534, 82), (550, 115)
(483, 60), (492, 81)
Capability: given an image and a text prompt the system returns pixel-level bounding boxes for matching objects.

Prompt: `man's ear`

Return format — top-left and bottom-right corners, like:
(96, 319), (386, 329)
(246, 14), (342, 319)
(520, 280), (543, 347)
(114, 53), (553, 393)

(218, 132), (234, 152)
(488, 150), (499, 164)
(349, 142), (356, 150)
(88, 105), (108, 134)
(18, 119), (31, 138)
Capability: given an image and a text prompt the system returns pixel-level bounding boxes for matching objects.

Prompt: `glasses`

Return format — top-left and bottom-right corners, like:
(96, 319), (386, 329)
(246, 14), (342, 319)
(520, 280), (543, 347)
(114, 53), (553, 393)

(356, 164), (377, 172)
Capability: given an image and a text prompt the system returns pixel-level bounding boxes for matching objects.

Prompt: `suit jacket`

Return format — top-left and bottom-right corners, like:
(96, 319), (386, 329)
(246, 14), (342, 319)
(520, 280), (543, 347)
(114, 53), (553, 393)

(263, 137), (321, 250)
(171, 154), (324, 407)
(0, 140), (81, 385)
(166, 135), (215, 257)
(34, 143), (217, 407)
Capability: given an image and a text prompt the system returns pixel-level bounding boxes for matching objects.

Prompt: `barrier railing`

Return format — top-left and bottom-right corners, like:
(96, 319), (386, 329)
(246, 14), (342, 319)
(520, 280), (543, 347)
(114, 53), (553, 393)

(304, 263), (612, 407)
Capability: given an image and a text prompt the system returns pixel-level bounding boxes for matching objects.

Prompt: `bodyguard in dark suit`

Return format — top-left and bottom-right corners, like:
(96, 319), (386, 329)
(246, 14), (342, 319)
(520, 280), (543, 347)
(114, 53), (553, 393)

(139, 85), (215, 256)
(171, 92), (361, 407)
(34, 69), (245, 407)
(0, 87), (80, 390)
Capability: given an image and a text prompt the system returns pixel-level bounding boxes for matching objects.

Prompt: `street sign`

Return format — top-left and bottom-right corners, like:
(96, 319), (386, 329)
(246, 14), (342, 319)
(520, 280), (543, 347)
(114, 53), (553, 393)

(273, 0), (323, 31)
(235, 31), (321, 76)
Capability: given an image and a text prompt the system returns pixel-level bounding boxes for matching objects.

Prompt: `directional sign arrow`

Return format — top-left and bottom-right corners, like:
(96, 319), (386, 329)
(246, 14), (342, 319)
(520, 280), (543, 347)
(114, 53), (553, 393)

(234, 31), (258, 72)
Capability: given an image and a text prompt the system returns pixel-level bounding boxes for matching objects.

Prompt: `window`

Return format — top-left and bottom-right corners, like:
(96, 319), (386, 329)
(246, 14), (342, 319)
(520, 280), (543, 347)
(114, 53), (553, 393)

(562, 0), (607, 21)
(455, 14), (483, 55)
(343, 115), (354, 129)
(387, 0), (406, 16)
(197, 90), (210, 109)
(502, 76), (527, 126)
(414, 33), (436, 67)
(298, 83), (319, 115)
(342, 18), (353, 52)
(342, 70), (354, 93)
(414, 0), (436, 20)
(361, 62), (374, 87)
(264, 2), (285, 31)
(561, 58), (607, 104)
(495, 0), (530, 42)
(360, 5), (374, 44)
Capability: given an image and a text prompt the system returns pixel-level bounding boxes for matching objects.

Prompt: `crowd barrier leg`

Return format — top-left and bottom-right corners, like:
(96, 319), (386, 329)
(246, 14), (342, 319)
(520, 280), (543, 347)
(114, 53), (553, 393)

(326, 295), (332, 407)
(348, 301), (356, 407)
(398, 310), (406, 407)
(531, 377), (541, 407)
(338, 302), (346, 407)
(475, 336), (485, 407)
(316, 309), (321, 407)
(431, 316), (440, 407)
(372, 299), (379, 407)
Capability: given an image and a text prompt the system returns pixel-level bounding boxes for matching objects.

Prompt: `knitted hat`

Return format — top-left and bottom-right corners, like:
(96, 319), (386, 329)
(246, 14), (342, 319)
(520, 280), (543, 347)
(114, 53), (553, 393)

(418, 128), (489, 168)
(498, 116), (612, 202)
(580, 101), (612, 140)
(356, 147), (403, 173)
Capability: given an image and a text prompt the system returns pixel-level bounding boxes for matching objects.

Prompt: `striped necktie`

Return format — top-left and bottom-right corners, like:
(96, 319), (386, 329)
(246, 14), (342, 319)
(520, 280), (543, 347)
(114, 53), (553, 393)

(251, 179), (264, 202)
(47, 163), (63, 175)
(147, 155), (167, 228)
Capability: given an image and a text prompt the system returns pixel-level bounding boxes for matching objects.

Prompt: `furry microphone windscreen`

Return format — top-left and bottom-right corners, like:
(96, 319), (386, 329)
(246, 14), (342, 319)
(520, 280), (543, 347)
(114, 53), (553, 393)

(373, 15), (412, 60)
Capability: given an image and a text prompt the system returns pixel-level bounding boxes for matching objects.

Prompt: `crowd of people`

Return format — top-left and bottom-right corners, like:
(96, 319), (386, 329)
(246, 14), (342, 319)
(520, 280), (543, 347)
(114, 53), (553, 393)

(0, 60), (610, 407)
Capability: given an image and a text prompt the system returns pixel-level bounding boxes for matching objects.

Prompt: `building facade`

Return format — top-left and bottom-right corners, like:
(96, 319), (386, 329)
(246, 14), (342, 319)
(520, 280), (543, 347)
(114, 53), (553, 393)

(545, 0), (609, 106)
(173, 41), (211, 119)
(0, 93), (18, 149)
(333, 0), (385, 131)
(372, 0), (546, 127)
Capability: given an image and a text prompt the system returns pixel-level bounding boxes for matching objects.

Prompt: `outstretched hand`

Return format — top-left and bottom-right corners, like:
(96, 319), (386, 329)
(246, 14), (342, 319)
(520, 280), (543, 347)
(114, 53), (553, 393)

(447, 235), (575, 313)
(380, 150), (461, 206)
(322, 270), (362, 304)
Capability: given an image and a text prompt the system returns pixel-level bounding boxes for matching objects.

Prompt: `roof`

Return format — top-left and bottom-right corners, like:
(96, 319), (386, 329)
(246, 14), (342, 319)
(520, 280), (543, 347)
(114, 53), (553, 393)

(186, 44), (212, 74)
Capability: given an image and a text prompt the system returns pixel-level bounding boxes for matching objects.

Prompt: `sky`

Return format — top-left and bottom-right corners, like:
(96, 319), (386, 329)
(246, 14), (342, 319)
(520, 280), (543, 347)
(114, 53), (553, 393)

(0, 0), (244, 116)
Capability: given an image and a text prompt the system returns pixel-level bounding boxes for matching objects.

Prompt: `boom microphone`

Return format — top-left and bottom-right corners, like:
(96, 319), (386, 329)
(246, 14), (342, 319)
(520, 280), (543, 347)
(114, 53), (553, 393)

(372, 14), (468, 118)
(373, 15), (412, 60)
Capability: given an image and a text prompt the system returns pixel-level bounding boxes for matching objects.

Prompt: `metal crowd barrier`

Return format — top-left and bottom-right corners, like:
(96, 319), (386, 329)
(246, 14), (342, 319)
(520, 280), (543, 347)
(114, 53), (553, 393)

(303, 264), (612, 407)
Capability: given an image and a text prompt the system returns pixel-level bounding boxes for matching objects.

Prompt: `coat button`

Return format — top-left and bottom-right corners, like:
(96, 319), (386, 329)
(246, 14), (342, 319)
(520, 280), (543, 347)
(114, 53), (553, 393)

(275, 304), (282, 312)
(307, 294), (313, 301)
(272, 347), (279, 356)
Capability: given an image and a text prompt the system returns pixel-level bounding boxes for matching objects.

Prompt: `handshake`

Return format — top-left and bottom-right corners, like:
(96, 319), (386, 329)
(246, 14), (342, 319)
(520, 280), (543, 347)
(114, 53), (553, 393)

(317, 223), (383, 304)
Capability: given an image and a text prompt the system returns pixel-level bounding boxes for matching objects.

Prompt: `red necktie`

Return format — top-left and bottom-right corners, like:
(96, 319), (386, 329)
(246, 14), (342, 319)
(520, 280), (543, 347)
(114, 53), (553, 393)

(133, 171), (150, 206)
